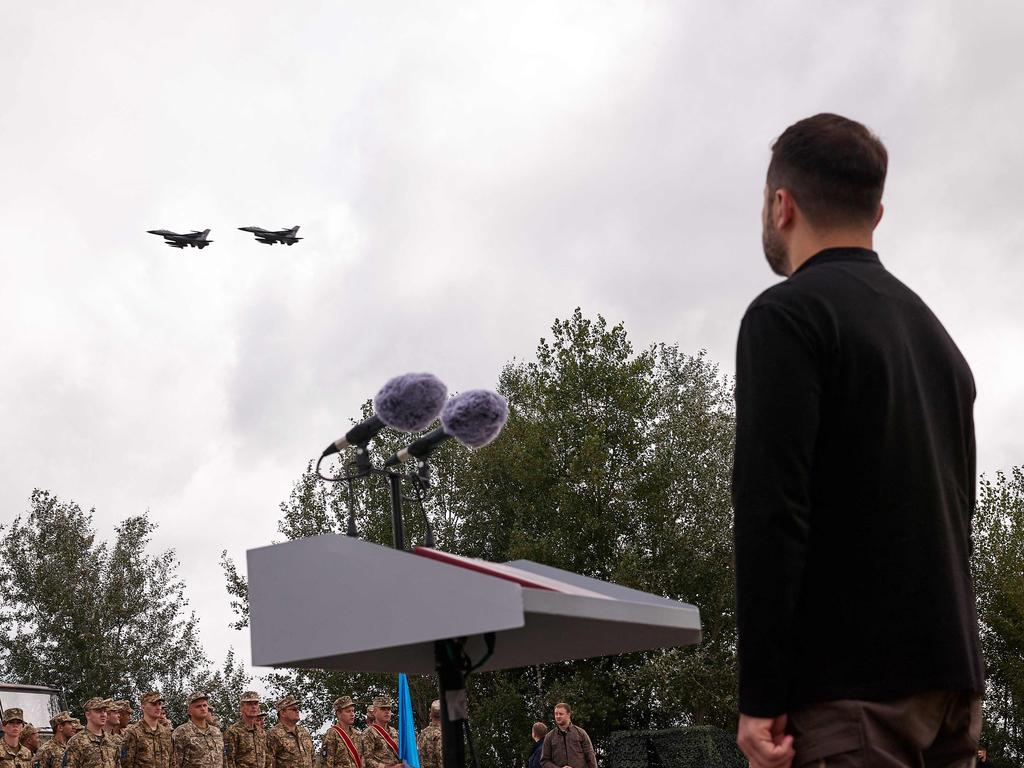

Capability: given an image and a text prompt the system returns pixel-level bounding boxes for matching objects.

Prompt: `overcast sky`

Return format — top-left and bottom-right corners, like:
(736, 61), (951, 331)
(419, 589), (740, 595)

(2, 1), (1022, 677)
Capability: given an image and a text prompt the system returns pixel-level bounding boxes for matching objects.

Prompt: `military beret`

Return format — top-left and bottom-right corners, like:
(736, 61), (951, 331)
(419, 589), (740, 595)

(275, 695), (300, 711)
(370, 696), (393, 709)
(83, 698), (106, 712)
(430, 700), (440, 713)
(19, 724), (38, 741)
(332, 696), (356, 711)
(187, 692), (210, 705)
(141, 692), (164, 705)
(240, 691), (261, 703)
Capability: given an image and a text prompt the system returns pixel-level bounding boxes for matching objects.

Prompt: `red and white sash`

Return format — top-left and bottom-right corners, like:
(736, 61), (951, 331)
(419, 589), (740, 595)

(332, 726), (362, 768)
(370, 724), (399, 758)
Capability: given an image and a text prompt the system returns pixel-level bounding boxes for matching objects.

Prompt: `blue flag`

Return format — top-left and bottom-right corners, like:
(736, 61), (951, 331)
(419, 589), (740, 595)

(398, 673), (421, 768)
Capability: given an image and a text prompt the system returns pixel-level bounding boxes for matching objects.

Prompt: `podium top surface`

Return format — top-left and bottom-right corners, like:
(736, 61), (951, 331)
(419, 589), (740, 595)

(247, 534), (701, 673)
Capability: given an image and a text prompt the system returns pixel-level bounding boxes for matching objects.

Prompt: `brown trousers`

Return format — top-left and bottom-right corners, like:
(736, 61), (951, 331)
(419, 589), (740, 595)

(787, 691), (981, 767)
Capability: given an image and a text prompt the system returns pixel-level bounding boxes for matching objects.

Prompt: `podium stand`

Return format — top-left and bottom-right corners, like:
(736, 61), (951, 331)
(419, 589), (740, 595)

(247, 534), (702, 768)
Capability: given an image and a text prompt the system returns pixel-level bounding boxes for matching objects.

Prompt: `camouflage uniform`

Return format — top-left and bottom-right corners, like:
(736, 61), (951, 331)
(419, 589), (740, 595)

(320, 727), (360, 768)
(120, 721), (172, 768)
(415, 725), (441, 768)
(223, 722), (265, 768)
(1, 715), (32, 768)
(357, 726), (398, 768)
(264, 726), (312, 768)
(171, 721), (223, 768)
(34, 738), (69, 768)
(62, 730), (117, 768)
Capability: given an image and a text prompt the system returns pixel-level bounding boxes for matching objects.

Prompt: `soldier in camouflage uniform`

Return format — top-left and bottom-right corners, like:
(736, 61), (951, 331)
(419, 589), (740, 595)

(415, 701), (441, 768)
(319, 697), (360, 768)
(18, 726), (39, 757)
(265, 697), (312, 768)
(100, 702), (123, 750)
(35, 713), (75, 768)
(62, 698), (117, 768)
(358, 698), (399, 768)
(2, 709), (32, 768)
(120, 692), (172, 768)
(107, 703), (132, 738)
(223, 692), (266, 768)
(172, 693), (223, 768)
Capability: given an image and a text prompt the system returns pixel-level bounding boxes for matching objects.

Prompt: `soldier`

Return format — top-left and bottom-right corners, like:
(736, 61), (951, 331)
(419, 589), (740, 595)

(102, 701), (126, 748)
(36, 713), (75, 768)
(171, 693), (223, 768)
(416, 702), (441, 768)
(223, 691), (266, 768)
(18, 726), (39, 757)
(63, 698), (117, 768)
(319, 697), (360, 768)
(115, 703), (133, 732)
(358, 698), (399, 768)
(119, 692), (172, 768)
(1, 709), (32, 768)
(264, 697), (311, 768)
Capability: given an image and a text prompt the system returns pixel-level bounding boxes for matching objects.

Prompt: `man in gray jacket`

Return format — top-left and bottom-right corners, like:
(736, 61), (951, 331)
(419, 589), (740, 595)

(540, 704), (595, 768)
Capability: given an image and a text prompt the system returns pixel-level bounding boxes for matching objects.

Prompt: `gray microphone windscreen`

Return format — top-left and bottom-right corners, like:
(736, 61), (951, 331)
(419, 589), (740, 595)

(440, 389), (509, 449)
(374, 372), (449, 432)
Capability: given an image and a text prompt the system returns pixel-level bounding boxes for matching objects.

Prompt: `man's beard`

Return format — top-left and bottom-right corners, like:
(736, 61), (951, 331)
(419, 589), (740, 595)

(762, 214), (789, 277)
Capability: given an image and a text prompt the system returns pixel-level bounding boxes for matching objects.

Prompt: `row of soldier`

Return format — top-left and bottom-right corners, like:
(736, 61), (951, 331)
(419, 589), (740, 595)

(1, 692), (442, 768)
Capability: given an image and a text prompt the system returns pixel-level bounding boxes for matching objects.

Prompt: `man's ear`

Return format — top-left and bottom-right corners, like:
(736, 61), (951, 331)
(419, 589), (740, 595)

(874, 203), (884, 229)
(774, 188), (796, 230)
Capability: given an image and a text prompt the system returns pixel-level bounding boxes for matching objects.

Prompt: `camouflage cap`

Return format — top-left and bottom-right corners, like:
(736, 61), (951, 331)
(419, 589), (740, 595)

(100, 699), (117, 710)
(71, 719), (83, 730)
(186, 691), (210, 705)
(114, 700), (132, 712)
(49, 711), (73, 728)
(332, 696), (355, 711)
(19, 724), (38, 741)
(256, 708), (269, 719)
(83, 698), (106, 712)
(370, 696), (393, 709)
(2, 708), (25, 724)
(140, 692), (164, 705)
(239, 691), (261, 703)
(275, 695), (300, 711)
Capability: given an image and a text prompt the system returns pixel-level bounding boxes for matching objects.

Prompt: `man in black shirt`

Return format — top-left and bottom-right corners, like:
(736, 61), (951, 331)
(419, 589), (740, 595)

(732, 114), (984, 768)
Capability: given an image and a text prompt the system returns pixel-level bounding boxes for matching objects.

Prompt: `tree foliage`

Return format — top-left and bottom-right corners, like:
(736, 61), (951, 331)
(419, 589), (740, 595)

(225, 310), (738, 764)
(0, 489), (233, 721)
(973, 466), (1024, 763)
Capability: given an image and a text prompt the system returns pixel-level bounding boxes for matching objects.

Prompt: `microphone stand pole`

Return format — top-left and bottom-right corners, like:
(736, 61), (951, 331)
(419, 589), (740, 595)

(387, 471), (405, 551)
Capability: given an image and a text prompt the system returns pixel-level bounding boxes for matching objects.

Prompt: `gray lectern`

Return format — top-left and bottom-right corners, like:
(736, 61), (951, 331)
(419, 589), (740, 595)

(248, 534), (701, 768)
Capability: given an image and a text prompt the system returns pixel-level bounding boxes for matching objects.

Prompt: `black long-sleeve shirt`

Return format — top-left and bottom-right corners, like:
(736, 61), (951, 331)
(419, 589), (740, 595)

(732, 247), (984, 717)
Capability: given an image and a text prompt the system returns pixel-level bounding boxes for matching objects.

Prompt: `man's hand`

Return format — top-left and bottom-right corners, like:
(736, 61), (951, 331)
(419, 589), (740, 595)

(736, 713), (794, 768)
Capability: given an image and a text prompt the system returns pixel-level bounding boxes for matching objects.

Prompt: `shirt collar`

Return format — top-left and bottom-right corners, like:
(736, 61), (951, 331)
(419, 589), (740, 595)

(794, 247), (879, 275)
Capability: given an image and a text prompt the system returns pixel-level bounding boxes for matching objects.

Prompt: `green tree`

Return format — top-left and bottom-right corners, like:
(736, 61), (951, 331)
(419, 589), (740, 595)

(224, 310), (738, 766)
(973, 466), (1024, 764)
(0, 489), (212, 719)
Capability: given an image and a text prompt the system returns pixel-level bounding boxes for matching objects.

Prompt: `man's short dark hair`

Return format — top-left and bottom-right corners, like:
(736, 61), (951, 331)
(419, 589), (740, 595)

(767, 113), (888, 229)
(532, 722), (548, 739)
(554, 702), (571, 714)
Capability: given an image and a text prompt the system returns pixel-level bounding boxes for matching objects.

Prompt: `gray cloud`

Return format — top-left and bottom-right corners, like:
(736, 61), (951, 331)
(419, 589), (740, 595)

(2, 0), (1021, 672)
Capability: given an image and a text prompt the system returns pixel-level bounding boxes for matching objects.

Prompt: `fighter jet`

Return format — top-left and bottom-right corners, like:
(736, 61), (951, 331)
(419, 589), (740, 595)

(147, 229), (213, 249)
(238, 226), (302, 245)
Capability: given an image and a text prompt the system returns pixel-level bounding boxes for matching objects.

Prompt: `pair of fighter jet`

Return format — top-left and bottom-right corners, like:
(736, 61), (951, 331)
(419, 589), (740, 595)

(146, 226), (302, 249)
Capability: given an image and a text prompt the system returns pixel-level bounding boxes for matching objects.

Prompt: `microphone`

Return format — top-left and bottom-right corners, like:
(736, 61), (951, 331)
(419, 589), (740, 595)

(384, 389), (508, 466)
(321, 372), (448, 457)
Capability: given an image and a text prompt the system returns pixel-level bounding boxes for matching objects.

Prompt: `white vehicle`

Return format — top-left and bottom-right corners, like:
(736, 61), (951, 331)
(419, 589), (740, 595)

(0, 683), (64, 740)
